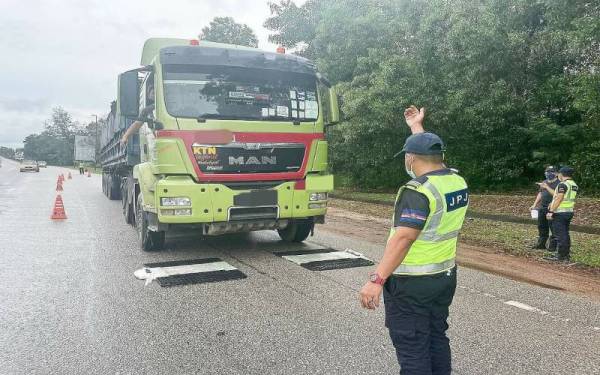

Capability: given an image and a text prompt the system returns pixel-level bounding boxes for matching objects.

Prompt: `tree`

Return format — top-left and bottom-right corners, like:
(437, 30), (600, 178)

(200, 17), (259, 47)
(22, 107), (84, 165)
(265, 0), (600, 193)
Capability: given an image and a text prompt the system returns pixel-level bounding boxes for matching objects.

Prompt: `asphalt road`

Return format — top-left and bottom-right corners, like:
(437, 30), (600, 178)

(1, 157), (599, 375)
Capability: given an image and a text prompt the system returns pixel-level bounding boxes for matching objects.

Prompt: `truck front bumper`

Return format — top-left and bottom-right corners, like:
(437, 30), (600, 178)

(153, 174), (333, 226)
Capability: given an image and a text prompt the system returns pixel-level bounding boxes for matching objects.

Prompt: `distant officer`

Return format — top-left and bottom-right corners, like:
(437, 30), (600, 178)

(78, 162), (84, 175)
(359, 106), (468, 375)
(542, 166), (578, 262)
(530, 166), (559, 250)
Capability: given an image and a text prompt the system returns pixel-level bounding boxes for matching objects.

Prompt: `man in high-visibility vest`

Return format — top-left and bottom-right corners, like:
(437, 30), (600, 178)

(359, 106), (468, 375)
(542, 166), (578, 262)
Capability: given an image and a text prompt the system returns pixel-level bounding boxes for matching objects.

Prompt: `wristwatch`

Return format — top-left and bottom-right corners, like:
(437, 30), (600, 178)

(369, 272), (386, 285)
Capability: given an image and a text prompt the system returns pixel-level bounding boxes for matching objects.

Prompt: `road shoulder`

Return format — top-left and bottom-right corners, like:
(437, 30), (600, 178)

(323, 202), (600, 300)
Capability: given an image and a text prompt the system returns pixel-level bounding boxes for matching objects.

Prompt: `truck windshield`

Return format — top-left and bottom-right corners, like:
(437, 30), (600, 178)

(162, 64), (319, 122)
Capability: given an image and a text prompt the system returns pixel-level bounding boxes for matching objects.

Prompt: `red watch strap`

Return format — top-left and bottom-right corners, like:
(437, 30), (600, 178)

(369, 272), (386, 285)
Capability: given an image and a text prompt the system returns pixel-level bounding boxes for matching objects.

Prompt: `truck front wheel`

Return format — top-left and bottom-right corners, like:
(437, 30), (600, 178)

(136, 196), (165, 251)
(277, 220), (313, 242)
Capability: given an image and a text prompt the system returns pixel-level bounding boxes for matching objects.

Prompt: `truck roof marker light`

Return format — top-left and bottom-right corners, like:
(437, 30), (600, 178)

(190, 39), (200, 46)
(294, 180), (305, 190)
(276, 46), (286, 54)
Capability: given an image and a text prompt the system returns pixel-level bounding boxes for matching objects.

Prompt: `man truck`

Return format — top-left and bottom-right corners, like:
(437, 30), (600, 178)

(100, 38), (339, 251)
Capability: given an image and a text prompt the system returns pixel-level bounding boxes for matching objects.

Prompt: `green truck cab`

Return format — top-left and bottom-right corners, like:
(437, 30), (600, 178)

(100, 38), (338, 251)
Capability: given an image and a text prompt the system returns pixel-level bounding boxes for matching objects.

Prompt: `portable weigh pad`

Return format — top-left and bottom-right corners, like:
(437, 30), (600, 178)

(275, 248), (374, 271)
(134, 258), (246, 287)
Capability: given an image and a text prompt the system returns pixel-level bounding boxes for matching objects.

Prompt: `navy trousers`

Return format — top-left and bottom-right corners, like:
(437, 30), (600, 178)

(552, 213), (574, 258)
(537, 207), (557, 249)
(383, 267), (457, 375)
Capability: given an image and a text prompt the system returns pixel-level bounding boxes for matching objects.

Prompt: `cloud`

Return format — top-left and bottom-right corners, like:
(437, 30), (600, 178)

(0, 0), (306, 148)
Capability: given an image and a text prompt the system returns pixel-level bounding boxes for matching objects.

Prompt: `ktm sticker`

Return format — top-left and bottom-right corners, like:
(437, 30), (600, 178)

(193, 146), (217, 155)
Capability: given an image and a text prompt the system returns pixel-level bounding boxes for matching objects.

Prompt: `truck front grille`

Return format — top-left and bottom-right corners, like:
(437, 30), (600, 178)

(192, 142), (305, 174)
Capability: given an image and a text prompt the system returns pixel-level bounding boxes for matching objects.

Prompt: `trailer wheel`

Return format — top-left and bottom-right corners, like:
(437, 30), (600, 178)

(277, 220), (312, 242)
(107, 174), (121, 200)
(136, 196), (165, 251)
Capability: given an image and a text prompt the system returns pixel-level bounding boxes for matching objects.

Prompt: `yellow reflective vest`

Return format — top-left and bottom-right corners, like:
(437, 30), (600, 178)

(389, 171), (468, 275)
(555, 179), (578, 213)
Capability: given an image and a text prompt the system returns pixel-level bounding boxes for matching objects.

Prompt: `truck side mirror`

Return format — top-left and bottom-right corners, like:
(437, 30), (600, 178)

(327, 88), (340, 126)
(118, 70), (140, 118)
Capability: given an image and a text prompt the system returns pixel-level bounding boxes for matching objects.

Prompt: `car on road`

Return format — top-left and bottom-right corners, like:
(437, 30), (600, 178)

(20, 160), (39, 172)
(38, 161), (47, 168)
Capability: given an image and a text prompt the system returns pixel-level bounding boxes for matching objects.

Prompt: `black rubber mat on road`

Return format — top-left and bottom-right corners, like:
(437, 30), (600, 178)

(301, 258), (374, 271)
(273, 248), (337, 256)
(156, 269), (247, 287)
(145, 258), (222, 268)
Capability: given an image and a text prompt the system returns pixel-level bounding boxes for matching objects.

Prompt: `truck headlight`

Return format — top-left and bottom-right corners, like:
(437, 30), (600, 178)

(309, 192), (328, 201)
(161, 197), (191, 206)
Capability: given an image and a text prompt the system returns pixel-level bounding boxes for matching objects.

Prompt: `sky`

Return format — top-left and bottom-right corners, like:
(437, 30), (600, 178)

(0, 0), (305, 149)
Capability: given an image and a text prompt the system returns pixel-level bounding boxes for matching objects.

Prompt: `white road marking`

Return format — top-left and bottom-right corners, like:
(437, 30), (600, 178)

(282, 249), (368, 265)
(134, 261), (237, 286)
(504, 300), (548, 314)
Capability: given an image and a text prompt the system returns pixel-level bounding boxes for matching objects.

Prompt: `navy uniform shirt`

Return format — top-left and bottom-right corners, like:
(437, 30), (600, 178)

(394, 169), (457, 230)
(540, 179), (559, 208)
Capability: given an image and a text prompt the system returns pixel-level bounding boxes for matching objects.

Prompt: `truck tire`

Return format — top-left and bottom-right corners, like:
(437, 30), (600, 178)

(277, 220), (312, 242)
(107, 174), (121, 200)
(136, 196), (165, 251)
(122, 182), (134, 225)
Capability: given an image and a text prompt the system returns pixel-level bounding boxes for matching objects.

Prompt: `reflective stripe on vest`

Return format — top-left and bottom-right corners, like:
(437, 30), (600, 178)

(389, 172), (468, 276)
(556, 179), (578, 213)
(394, 258), (455, 275)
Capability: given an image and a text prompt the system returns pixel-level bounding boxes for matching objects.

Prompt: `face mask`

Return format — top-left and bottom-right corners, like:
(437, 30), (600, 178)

(405, 156), (416, 179)
(545, 172), (555, 180)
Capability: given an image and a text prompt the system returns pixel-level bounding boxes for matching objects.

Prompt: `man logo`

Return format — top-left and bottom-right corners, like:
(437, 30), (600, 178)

(229, 156), (277, 165)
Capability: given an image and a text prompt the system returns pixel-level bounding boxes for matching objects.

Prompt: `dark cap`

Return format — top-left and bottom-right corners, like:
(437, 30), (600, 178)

(399, 132), (445, 156)
(545, 165), (557, 172)
(559, 166), (574, 177)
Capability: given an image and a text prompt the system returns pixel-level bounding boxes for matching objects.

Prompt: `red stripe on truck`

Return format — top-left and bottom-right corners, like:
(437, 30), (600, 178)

(156, 130), (323, 182)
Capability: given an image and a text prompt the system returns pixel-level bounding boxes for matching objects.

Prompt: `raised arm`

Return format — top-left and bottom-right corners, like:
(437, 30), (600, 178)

(120, 121), (142, 146)
(404, 105), (426, 134)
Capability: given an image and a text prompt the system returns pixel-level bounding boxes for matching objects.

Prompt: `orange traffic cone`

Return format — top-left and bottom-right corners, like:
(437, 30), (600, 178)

(50, 195), (67, 220)
(68, 172), (72, 179)
(56, 180), (63, 191)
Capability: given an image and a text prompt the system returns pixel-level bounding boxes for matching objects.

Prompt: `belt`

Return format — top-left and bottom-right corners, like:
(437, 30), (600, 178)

(393, 258), (455, 276)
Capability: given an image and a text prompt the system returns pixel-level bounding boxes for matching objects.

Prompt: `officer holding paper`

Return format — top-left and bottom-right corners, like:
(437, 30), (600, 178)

(530, 166), (559, 250)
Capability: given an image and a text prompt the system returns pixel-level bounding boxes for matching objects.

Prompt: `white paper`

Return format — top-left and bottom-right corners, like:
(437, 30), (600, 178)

(289, 90), (297, 99)
(277, 105), (289, 117)
(292, 110), (298, 118)
(305, 100), (318, 110)
(530, 210), (539, 219)
(291, 101), (298, 109)
(268, 108), (276, 116)
(298, 101), (305, 110)
(305, 109), (318, 118)
(261, 108), (269, 117)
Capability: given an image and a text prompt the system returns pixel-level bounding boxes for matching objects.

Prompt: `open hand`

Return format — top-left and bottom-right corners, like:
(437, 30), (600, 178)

(359, 282), (382, 310)
(404, 105), (425, 134)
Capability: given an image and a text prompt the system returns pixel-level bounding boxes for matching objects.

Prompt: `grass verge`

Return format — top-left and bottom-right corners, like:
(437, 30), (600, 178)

(332, 189), (600, 229)
(330, 198), (600, 268)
